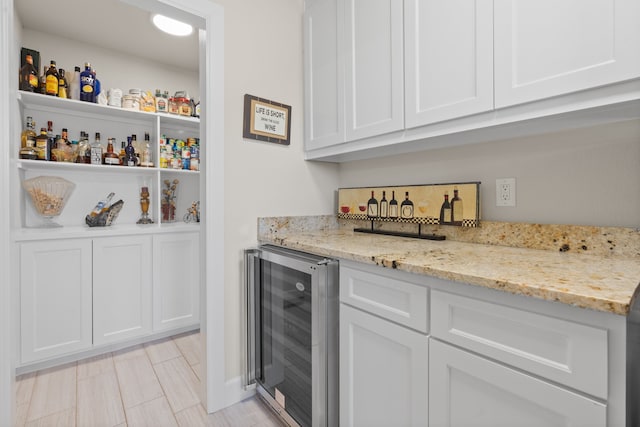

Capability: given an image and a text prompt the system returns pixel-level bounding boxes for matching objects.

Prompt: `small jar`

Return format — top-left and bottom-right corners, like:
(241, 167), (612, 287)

(122, 94), (140, 111)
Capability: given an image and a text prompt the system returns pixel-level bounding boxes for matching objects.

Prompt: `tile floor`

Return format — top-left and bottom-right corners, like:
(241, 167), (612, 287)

(15, 331), (286, 427)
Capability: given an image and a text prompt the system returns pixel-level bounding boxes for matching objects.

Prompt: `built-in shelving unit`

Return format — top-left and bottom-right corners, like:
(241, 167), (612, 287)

(13, 90), (201, 238)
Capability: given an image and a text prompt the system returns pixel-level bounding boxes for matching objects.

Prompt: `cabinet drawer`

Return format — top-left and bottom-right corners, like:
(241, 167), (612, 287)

(340, 265), (428, 333)
(431, 290), (608, 399)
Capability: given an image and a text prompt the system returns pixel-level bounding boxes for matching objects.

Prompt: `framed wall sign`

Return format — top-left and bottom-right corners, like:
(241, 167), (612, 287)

(243, 94), (292, 145)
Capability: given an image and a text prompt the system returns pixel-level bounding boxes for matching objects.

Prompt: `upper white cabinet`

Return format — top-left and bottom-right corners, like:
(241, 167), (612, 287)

(304, 0), (640, 162)
(404, 0), (494, 127)
(343, 0), (404, 141)
(304, 0), (344, 150)
(494, 0), (640, 108)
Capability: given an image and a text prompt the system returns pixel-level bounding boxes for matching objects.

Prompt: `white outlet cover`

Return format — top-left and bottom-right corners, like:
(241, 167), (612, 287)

(496, 178), (516, 207)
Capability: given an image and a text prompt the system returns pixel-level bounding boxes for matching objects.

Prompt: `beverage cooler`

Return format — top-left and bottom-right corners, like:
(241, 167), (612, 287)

(245, 245), (338, 427)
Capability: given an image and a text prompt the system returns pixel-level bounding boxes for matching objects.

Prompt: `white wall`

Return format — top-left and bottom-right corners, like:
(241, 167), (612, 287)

(214, 0), (339, 380)
(338, 119), (640, 228)
(20, 29), (198, 102)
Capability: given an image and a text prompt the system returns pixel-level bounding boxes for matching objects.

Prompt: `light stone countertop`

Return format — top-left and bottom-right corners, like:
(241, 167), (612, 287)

(258, 216), (640, 316)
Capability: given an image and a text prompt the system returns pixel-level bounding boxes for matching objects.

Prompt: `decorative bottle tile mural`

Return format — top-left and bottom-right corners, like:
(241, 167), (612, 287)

(338, 182), (480, 227)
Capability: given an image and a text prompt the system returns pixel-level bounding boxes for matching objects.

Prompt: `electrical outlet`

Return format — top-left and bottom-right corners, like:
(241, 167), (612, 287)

(496, 178), (516, 207)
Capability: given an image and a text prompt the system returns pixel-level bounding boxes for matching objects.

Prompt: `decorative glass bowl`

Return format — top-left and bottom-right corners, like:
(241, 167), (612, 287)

(22, 176), (76, 227)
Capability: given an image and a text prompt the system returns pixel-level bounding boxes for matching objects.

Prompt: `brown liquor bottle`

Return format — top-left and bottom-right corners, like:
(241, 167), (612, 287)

(45, 60), (59, 96)
(104, 138), (120, 166)
(20, 54), (39, 92)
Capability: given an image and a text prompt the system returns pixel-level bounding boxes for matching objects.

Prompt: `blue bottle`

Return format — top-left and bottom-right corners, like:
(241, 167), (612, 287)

(79, 62), (95, 103)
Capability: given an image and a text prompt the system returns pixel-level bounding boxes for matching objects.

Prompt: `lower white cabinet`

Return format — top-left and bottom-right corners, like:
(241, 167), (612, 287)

(152, 232), (200, 331)
(340, 303), (429, 427)
(19, 232), (200, 366)
(93, 236), (153, 345)
(20, 239), (93, 364)
(429, 339), (606, 427)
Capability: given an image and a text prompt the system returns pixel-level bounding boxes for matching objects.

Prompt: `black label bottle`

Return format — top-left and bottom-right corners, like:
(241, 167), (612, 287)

(45, 60), (59, 96)
(20, 54), (39, 92)
(401, 191), (414, 219)
(389, 190), (398, 219)
(80, 63), (95, 102)
(379, 191), (388, 218)
(57, 68), (68, 99)
(367, 191), (378, 218)
(451, 186), (463, 226)
(440, 192), (452, 225)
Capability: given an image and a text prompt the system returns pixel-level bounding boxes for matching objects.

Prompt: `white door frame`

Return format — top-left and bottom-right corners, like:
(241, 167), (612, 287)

(0, 0), (228, 420)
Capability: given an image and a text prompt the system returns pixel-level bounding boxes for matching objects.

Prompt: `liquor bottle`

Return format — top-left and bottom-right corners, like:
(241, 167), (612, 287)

(131, 134), (139, 157)
(44, 60), (59, 96)
(21, 116), (36, 148)
(47, 121), (55, 161)
(76, 131), (90, 163)
(119, 141), (126, 165)
(389, 190), (398, 219)
(80, 63), (95, 102)
(57, 68), (68, 99)
(92, 68), (101, 100)
(367, 191), (378, 218)
(20, 54), (39, 92)
(379, 190), (388, 218)
(401, 191), (414, 219)
(19, 138), (37, 160)
(61, 128), (70, 146)
(439, 192), (452, 225)
(39, 65), (46, 94)
(89, 192), (115, 217)
(124, 136), (136, 166)
(90, 132), (103, 165)
(70, 66), (81, 100)
(141, 132), (153, 167)
(451, 186), (463, 226)
(104, 138), (120, 165)
(35, 128), (49, 160)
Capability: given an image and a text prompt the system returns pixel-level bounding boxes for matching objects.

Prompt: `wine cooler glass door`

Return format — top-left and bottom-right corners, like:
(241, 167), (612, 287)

(258, 257), (314, 427)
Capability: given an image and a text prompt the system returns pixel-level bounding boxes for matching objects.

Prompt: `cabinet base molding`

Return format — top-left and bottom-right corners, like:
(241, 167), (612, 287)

(16, 324), (199, 376)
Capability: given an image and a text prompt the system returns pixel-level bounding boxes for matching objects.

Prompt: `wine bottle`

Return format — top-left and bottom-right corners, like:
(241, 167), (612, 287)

(379, 191), (388, 218)
(451, 186), (463, 226)
(401, 191), (414, 219)
(44, 60), (59, 96)
(439, 192), (452, 225)
(19, 54), (39, 92)
(90, 192), (115, 217)
(367, 191), (378, 218)
(389, 191), (398, 219)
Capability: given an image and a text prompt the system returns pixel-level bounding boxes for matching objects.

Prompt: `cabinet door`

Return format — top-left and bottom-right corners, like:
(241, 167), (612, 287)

(93, 236), (152, 345)
(340, 304), (428, 427)
(344, 0), (404, 141)
(495, 0), (640, 108)
(429, 339), (606, 427)
(20, 239), (92, 363)
(304, 0), (344, 150)
(404, 0), (493, 128)
(152, 233), (200, 331)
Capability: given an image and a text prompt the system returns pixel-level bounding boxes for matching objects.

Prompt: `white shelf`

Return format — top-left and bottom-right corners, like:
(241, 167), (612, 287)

(18, 90), (200, 127)
(16, 159), (199, 175)
(12, 222), (201, 242)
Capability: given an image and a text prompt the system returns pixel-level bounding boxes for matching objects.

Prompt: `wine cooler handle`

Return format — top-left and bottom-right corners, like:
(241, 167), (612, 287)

(244, 248), (260, 388)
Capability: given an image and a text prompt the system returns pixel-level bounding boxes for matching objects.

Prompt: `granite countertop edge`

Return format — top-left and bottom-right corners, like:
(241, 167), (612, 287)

(258, 219), (640, 316)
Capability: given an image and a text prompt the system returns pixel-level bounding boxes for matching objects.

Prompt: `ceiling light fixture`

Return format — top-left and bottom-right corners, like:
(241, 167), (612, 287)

(151, 14), (193, 37)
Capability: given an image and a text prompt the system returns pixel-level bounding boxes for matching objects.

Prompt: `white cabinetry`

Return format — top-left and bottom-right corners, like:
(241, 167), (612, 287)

(20, 239), (92, 363)
(404, 0), (493, 127)
(494, 0), (640, 108)
(304, 0), (640, 162)
(338, 260), (627, 426)
(429, 339), (606, 427)
(153, 232), (200, 332)
(93, 235), (152, 346)
(339, 264), (429, 427)
(304, 0), (344, 150)
(343, 0), (404, 141)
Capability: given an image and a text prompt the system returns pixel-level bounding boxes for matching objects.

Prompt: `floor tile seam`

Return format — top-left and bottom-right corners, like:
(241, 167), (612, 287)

(112, 357), (165, 411)
(144, 341), (183, 366)
(76, 352), (117, 380)
(23, 407), (77, 427)
(76, 369), (128, 425)
(110, 350), (132, 427)
(173, 402), (206, 426)
(26, 363), (78, 423)
(152, 355), (200, 416)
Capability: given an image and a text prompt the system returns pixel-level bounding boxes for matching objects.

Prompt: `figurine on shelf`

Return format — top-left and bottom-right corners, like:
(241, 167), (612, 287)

(161, 179), (179, 222)
(137, 186), (154, 224)
(85, 193), (124, 227)
(183, 200), (200, 223)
